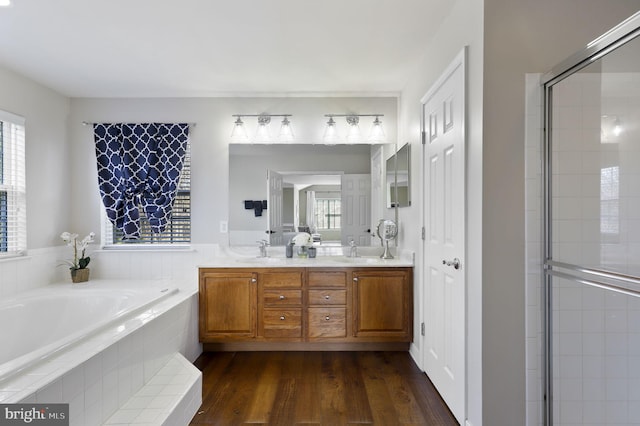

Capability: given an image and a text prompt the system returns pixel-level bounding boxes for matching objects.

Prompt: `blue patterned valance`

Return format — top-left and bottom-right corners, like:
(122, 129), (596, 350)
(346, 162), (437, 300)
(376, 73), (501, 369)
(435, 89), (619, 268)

(93, 123), (190, 240)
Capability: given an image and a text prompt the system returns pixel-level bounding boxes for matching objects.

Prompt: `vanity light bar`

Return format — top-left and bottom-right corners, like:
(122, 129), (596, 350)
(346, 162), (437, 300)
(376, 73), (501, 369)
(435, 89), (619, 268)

(323, 114), (385, 144)
(231, 114), (294, 143)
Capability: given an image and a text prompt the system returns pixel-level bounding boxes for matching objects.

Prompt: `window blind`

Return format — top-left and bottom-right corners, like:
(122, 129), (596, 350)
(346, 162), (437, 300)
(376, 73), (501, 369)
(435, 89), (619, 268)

(0, 110), (27, 257)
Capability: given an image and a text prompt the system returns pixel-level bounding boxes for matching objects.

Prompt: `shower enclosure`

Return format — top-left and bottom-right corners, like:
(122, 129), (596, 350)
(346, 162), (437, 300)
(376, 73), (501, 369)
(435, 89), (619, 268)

(542, 12), (640, 425)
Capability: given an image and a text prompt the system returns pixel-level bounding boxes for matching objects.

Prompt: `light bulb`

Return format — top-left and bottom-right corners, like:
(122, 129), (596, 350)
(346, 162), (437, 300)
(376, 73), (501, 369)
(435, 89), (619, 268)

(279, 117), (294, 143)
(346, 116), (361, 144)
(254, 115), (272, 143)
(323, 117), (340, 144)
(230, 117), (249, 142)
(368, 116), (386, 143)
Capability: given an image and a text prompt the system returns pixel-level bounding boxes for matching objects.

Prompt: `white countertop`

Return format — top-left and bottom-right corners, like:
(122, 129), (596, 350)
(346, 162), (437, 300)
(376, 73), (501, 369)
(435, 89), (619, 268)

(198, 245), (414, 268)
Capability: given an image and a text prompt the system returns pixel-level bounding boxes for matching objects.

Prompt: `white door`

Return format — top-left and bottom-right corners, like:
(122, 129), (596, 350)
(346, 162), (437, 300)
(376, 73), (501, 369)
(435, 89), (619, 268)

(341, 174), (371, 246)
(421, 48), (466, 424)
(267, 170), (283, 245)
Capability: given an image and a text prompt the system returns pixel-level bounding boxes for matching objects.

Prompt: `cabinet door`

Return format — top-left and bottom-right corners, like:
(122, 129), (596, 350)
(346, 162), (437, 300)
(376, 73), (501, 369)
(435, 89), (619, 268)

(199, 270), (257, 340)
(353, 269), (412, 339)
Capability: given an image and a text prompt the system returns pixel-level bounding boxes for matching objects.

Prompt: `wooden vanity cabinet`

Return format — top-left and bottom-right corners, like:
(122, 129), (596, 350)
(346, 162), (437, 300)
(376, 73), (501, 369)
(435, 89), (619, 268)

(199, 269), (257, 340)
(199, 266), (413, 347)
(352, 268), (412, 340)
(306, 269), (349, 339)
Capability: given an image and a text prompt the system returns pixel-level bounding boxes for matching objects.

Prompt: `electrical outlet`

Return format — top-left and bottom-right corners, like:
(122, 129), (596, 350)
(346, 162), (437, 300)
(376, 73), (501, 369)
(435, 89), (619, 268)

(220, 220), (228, 233)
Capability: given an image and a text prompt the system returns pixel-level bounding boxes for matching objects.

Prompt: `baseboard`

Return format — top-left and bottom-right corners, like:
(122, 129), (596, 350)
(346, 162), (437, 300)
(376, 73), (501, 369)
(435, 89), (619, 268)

(203, 342), (410, 352)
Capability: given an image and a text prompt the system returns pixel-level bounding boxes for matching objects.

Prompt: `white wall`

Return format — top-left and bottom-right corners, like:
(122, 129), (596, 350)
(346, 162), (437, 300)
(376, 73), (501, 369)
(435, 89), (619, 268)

(0, 65), (70, 250)
(0, 65), (73, 298)
(398, 0), (484, 424)
(67, 97), (397, 245)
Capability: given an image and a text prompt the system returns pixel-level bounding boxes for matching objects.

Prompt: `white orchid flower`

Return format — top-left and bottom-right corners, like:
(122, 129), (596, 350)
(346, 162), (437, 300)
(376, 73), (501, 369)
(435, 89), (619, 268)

(60, 231), (95, 271)
(292, 232), (312, 246)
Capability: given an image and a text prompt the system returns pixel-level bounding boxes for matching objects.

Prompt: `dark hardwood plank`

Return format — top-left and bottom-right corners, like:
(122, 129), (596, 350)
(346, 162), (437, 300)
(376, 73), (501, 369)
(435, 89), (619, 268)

(189, 351), (458, 426)
(293, 352), (322, 424)
(244, 352), (284, 423)
(319, 352), (349, 425)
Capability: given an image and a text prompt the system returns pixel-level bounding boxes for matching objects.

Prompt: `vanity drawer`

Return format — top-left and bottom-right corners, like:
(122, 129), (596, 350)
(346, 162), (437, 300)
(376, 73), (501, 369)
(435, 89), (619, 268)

(308, 271), (347, 288)
(260, 271), (303, 288)
(308, 307), (346, 338)
(263, 289), (302, 306)
(308, 289), (346, 306)
(262, 309), (302, 338)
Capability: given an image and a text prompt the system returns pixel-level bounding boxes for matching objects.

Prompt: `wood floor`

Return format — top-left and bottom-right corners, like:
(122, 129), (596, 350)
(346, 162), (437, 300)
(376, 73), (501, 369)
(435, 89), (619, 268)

(189, 351), (458, 425)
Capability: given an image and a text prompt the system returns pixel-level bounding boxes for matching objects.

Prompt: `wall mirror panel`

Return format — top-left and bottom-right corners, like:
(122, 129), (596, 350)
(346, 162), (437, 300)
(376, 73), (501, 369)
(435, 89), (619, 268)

(386, 142), (411, 208)
(229, 143), (395, 246)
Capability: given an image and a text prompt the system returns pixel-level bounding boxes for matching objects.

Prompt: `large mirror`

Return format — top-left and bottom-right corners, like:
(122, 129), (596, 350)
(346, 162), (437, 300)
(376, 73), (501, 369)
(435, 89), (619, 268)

(386, 142), (411, 208)
(229, 143), (395, 246)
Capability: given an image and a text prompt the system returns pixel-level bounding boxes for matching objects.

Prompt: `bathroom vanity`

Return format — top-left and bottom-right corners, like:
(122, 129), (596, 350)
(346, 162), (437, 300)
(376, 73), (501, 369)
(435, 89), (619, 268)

(198, 262), (413, 351)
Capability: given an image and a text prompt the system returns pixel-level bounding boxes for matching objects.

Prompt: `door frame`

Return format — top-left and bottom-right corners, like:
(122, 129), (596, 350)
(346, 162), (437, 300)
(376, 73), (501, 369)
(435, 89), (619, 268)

(419, 46), (468, 424)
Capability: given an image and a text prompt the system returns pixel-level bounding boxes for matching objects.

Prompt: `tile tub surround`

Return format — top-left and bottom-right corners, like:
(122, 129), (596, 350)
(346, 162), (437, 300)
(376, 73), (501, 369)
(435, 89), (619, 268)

(0, 280), (200, 426)
(0, 281), (180, 382)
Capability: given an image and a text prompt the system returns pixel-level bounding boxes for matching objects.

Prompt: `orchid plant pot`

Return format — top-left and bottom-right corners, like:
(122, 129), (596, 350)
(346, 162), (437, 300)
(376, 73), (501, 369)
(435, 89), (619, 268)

(71, 268), (90, 283)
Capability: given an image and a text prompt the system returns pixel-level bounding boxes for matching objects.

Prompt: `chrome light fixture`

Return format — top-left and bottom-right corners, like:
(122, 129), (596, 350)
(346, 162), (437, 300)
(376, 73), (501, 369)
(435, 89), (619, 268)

(368, 116), (386, 143)
(254, 115), (272, 143)
(230, 116), (249, 142)
(346, 115), (361, 143)
(231, 114), (293, 143)
(323, 114), (385, 144)
(278, 116), (295, 143)
(323, 117), (340, 144)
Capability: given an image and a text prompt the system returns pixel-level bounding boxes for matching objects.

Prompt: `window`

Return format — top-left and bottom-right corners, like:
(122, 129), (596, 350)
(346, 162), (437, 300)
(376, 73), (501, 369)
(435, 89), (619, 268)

(600, 166), (619, 236)
(0, 110), (26, 257)
(315, 197), (341, 230)
(103, 141), (191, 246)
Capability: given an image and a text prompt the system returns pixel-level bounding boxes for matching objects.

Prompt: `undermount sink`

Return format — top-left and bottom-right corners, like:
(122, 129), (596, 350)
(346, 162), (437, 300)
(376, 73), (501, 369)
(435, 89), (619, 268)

(234, 257), (285, 264)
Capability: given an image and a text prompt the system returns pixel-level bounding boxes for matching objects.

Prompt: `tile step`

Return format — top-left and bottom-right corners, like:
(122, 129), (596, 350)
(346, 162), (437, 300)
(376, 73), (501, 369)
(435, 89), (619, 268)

(103, 353), (202, 426)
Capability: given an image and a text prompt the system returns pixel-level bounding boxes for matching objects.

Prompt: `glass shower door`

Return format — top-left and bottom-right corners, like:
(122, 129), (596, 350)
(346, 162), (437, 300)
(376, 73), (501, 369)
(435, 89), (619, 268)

(543, 14), (640, 425)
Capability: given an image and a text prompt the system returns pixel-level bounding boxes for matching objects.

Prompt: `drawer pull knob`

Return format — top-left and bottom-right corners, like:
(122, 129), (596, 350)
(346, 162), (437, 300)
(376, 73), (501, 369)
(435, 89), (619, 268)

(325, 316), (330, 321)
(324, 295), (330, 300)
(252, 278), (257, 283)
(280, 315), (286, 321)
(279, 295), (285, 300)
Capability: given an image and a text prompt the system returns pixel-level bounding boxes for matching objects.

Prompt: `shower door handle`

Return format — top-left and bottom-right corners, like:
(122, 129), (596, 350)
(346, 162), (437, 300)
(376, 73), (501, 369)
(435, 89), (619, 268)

(442, 258), (461, 270)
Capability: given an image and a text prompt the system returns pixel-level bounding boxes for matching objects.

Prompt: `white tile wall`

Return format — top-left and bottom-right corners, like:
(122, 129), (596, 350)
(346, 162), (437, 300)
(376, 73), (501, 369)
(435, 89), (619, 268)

(528, 70), (640, 425)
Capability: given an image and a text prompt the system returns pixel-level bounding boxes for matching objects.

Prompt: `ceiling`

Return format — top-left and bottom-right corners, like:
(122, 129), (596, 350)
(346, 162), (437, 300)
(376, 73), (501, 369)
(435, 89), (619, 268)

(0, 0), (453, 98)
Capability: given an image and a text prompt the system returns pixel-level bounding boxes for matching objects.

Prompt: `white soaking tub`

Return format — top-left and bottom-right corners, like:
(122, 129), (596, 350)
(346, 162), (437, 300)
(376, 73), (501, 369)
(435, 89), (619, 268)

(0, 280), (178, 383)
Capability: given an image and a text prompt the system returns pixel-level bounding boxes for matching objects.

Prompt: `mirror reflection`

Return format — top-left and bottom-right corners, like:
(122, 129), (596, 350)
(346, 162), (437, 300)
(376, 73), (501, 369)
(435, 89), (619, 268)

(229, 144), (394, 246)
(386, 142), (411, 208)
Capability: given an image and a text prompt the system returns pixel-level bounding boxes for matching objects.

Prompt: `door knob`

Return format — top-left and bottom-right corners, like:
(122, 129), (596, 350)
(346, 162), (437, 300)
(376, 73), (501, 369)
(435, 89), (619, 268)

(442, 258), (461, 270)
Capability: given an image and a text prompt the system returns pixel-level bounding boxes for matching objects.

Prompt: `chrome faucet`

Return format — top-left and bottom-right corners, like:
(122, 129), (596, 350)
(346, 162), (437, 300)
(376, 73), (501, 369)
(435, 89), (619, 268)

(257, 240), (269, 257)
(348, 239), (358, 258)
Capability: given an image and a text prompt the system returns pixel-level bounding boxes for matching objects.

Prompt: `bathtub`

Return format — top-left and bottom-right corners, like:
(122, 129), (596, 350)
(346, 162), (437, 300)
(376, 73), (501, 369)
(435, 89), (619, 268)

(0, 281), (178, 384)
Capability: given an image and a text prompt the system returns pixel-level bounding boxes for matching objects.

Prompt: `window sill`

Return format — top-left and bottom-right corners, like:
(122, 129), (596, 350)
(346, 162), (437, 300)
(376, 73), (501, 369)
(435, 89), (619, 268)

(99, 245), (194, 253)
